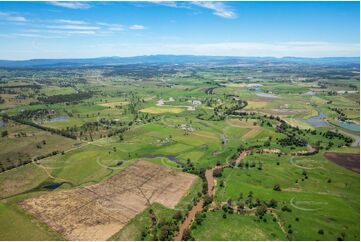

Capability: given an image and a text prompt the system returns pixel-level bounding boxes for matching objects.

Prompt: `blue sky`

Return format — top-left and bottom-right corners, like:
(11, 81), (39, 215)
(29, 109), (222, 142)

(0, 1), (359, 60)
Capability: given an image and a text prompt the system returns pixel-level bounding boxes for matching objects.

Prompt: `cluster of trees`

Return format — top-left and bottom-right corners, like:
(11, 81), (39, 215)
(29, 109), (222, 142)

(324, 131), (352, 144)
(277, 135), (307, 147)
(38, 92), (93, 104)
(0, 149), (61, 172)
(8, 114), (77, 139)
(181, 159), (199, 175)
(33, 150), (60, 161)
(140, 204), (201, 241)
(238, 160), (263, 170)
(330, 107), (348, 121)
(219, 191), (279, 221)
(223, 100), (248, 115)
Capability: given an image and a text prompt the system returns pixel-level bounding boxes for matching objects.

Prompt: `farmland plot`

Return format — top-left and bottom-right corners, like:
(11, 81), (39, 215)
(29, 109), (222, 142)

(20, 160), (196, 241)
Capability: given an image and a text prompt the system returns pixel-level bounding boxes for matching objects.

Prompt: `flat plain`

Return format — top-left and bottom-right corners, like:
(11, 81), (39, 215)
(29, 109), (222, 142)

(0, 57), (359, 241)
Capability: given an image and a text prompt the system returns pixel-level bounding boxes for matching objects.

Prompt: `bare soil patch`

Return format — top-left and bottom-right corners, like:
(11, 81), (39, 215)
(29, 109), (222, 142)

(324, 152), (360, 173)
(20, 160), (196, 241)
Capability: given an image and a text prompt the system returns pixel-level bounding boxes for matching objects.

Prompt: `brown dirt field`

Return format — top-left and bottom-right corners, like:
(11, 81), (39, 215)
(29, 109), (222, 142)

(324, 152), (360, 173)
(20, 160), (196, 241)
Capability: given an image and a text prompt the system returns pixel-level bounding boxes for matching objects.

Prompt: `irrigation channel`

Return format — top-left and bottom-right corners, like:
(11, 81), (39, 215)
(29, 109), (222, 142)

(173, 150), (249, 241)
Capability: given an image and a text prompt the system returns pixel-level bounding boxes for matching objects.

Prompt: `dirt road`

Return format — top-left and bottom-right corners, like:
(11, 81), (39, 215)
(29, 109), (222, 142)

(174, 151), (249, 240)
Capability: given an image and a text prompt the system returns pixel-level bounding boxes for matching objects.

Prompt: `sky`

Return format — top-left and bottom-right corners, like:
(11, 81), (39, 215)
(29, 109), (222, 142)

(0, 1), (359, 60)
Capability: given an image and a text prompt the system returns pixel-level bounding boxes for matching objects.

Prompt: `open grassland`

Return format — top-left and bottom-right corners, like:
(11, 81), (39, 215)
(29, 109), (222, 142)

(0, 203), (63, 241)
(192, 211), (286, 240)
(0, 62), (359, 241)
(0, 121), (78, 170)
(140, 106), (186, 114)
(212, 153), (359, 241)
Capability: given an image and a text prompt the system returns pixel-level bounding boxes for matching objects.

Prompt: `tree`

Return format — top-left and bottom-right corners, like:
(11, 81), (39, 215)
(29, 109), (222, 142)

(1, 130), (8, 137)
(204, 195), (213, 207)
(318, 229), (324, 235)
(255, 203), (267, 217)
(182, 228), (194, 241)
(173, 211), (183, 221)
(159, 224), (171, 241)
(268, 199), (278, 208)
(273, 184), (281, 191)
(213, 168), (222, 177)
(195, 212), (204, 225)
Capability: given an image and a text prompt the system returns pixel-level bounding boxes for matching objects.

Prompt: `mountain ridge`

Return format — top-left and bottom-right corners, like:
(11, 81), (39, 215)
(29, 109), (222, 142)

(0, 55), (359, 68)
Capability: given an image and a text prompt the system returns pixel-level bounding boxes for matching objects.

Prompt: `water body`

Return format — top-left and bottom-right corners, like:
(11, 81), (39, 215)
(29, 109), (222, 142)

(249, 86), (279, 98)
(249, 87), (262, 92)
(48, 116), (68, 122)
(246, 83), (263, 87)
(143, 154), (181, 164)
(304, 91), (316, 96)
(256, 92), (279, 98)
(335, 121), (360, 132)
(43, 182), (65, 190)
(336, 90), (358, 94)
(305, 112), (329, 127)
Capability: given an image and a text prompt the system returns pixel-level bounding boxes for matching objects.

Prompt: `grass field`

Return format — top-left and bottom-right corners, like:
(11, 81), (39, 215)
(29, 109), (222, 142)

(0, 61), (359, 241)
(140, 106), (186, 114)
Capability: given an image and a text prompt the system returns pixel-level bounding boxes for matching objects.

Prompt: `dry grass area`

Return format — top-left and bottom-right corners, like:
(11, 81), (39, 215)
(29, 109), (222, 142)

(20, 160), (196, 241)
(140, 106), (185, 114)
(244, 100), (268, 109)
(98, 101), (129, 108)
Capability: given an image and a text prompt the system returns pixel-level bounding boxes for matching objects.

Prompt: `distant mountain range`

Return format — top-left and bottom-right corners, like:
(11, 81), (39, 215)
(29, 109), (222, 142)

(0, 55), (359, 68)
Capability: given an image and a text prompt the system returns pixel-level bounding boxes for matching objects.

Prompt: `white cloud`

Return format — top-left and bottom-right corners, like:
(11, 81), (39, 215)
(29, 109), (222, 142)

(108, 26), (124, 32)
(46, 25), (100, 30)
(46, 29), (97, 35)
(66, 30), (96, 35)
(0, 11), (27, 22)
(48, 1), (91, 9)
(191, 1), (236, 19)
(55, 19), (87, 25)
(6, 16), (27, 22)
(129, 24), (145, 30)
(148, 1), (178, 8)
(148, 1), (236, 19)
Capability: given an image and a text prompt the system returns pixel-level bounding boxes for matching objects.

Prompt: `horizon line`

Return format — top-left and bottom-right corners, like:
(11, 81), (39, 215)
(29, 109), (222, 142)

(1, 54), (360, 62)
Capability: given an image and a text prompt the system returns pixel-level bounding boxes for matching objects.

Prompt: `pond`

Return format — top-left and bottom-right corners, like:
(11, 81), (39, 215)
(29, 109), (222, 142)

(305, 112), (329, 127)
(304, 91), (316, 95)
(335, 121), (360, 132)
(246, 83), (263, 87)
(249, 87), (279, 98)
(336, 90), (358, 94)
(43, 182), (65, 190)
(143, 154), (181, 164)
(256, 92), (279, 98)
(48, 116), (68, 122)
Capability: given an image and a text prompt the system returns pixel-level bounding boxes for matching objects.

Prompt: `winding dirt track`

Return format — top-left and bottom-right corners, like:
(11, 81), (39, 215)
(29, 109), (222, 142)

(173, 151), (248, 241)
